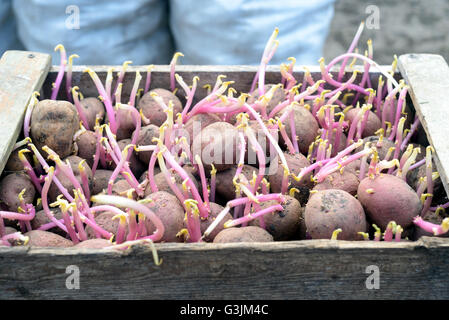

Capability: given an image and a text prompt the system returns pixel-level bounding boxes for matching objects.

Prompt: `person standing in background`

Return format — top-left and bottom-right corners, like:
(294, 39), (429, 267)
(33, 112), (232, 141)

(1, 0), (335, 65)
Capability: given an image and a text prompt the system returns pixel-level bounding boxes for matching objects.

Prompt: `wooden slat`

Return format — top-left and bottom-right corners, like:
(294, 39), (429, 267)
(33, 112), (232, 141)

(0, 51), (51, 175)
(398, 54), (449, 196)
(0, 237), (448, 299)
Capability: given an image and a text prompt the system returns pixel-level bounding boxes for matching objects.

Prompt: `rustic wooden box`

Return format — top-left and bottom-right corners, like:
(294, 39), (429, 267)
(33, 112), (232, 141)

(1, 51), (449, 300)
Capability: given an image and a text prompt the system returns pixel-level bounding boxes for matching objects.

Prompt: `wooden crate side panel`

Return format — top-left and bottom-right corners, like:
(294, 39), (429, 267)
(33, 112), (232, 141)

(0, 237), (448, 299)
(0, 51), (51, 175)
(398, 54), (449, 196)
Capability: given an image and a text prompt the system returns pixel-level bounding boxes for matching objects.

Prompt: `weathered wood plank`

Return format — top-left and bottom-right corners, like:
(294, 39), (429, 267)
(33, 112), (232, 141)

(0, 237), (448, 299)
(398, 54), (449, 196)
(0, 51), (51, 175)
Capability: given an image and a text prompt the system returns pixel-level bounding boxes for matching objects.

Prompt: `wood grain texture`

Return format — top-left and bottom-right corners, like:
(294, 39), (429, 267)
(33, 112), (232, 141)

(398, 54), (449, 196)
(0, 51), (51, 175)
(0, 237), (448, 299)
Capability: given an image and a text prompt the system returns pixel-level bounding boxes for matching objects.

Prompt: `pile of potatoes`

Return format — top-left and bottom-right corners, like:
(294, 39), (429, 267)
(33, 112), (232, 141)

(1, 31), (447, 249)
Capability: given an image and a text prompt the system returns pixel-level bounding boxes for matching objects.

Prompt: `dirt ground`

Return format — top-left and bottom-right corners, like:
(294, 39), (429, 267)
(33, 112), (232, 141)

(325, 0), (449, 65)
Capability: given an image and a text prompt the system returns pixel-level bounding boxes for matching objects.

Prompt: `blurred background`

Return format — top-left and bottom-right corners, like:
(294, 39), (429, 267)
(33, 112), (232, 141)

(1, 0), (448, 66)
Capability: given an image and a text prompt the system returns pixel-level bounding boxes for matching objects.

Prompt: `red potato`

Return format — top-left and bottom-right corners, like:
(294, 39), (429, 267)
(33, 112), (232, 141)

(0, 172), (35, 212)
(74, 238), (112, 248)
(199, 202), (232, 242)
(138, 88), (183, 127)
(305, 189), (367, 240)
(346, 108), (382, 138)
(48, 155), (93, 202)
(75, 130), (97, 167)
(24, 230), (73, 247)
(79, 97), (105, 130)
(86, 211), (126, 240)
(312, 170), (360, 196)
(192, 121), (241, 172)
(281, 104), (319, 155)
(357, 174), (422, 229)
(213, 226), (274, 243)
(249, 195), (302, 241)
(30, 99), (79, 158)
(144, 191), (185, 243)
(268, 152), (313, 205)
(136, 124), (159, 164)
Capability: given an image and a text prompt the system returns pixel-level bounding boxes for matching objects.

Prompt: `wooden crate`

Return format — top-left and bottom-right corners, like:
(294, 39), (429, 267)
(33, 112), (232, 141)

(1, 51), (449, 300)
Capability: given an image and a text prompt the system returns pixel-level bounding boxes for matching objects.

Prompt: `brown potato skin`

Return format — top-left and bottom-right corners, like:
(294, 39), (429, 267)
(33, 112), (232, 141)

(245, 120), (280, 166)
(249, 195), (302, 241)
(199, 202), (232, 242)
(75, 130), (97, 167)
(0, 172), (35, 212)
(144, 191), (185, 243)
(112, 139), (146, 178)
(413, 212), (449, 240)
(305, 189), (367, 240)
(268, 152), (312, 205)
(92, 169), (123, 195)
(183, 113), (222, 145)
(346, 108), (382, 138)
(357, 174), (422, 229)
(144, 168), (199, 198)
(247, 84), (286, 116)
(31, 208), (65, 236)
(24, 230), (73, 247)
(136, 124), (159, 163)
(86, 211), (125, 240)
(30, 99), (79, 158)
(213, 226), (274, 243)
(115, 107), (136, 141)
(80, 97), (105, 130)
(138, 88), (183, 127)
(356, 136), (397, 161)
(111, 179), (136, 199)
(282, 104), (319, 155)
(312, 170), (360, 196)
(215, 164), (259, 201)
(5, 148), (32, 172)
(74, 238), (112, 248)
(48, 155), (93, 202)
(192, 122), (241, 172)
